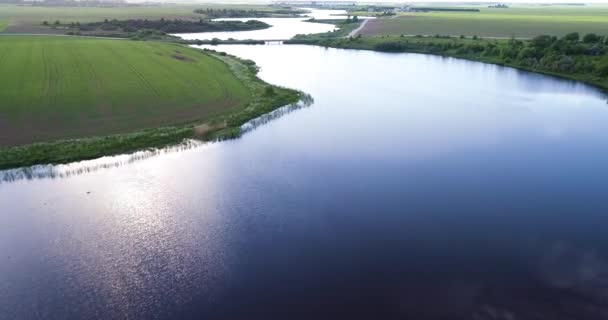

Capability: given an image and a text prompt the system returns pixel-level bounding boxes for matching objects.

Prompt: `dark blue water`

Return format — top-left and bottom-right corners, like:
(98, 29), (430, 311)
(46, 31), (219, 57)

(2, 45), (608, 319)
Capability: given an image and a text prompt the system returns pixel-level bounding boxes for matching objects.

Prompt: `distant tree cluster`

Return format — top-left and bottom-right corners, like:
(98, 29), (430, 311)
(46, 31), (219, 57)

(194, 9), (273, 18)
(410, 7), (480, 12)
(344, 15), (359, 23)
(193, 8), (303, 18)
(370, 32), (608, 77)
(76, 18), (270, 33)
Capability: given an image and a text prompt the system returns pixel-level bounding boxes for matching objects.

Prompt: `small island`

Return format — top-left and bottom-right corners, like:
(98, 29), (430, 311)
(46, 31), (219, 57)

(45, 18), (270, 39)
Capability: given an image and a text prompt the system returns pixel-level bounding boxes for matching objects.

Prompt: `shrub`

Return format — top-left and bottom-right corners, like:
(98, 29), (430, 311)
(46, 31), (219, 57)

(597, 62), (608, 77)
(374, 41), (409, 52)
(563, 32), (580, 42)
(517, 47), (537, 60)
(583, 33), (601, 43)
(263, 86), (276, 97)
(532, 35), (554, 48)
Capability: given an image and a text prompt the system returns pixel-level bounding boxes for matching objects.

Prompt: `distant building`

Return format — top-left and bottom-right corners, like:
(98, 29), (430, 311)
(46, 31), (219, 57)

(366, 5), (396, 12)
(488, 3), (509, 8)
(394, 5), (412, 13)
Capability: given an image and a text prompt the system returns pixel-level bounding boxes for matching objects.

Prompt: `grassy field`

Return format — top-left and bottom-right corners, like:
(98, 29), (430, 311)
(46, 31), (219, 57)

(359, 5), (608, 38)
(0, 4), (278, 33)
(0, 37), (301, 169)
(0, 36), (251, 147)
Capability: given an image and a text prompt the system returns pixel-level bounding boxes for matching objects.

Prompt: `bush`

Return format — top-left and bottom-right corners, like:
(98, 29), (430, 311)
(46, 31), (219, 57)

(563, 32), (580, 42)
(597, 60), (608, 76)
(532, 35), (554, 48)
(263, 86), (276, 97)
(374, 41), (405, 52)
(517, 47), (537, 60)
(583, 33), (601, 43)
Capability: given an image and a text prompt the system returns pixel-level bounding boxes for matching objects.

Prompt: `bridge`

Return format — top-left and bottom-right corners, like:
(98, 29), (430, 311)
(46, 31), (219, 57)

(260, 39), (289, 44)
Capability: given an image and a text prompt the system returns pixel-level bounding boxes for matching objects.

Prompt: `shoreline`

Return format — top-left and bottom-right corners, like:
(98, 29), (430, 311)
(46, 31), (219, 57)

(286, 36), (608, 93)
(0, 45), (302, 170)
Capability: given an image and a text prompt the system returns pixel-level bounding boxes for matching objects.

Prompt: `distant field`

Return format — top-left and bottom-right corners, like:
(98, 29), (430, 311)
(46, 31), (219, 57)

(0, 36), (250, 146)
(360, 5), (608, 38)
(0, 20), (7, 32)
(0, 4), (276, 33)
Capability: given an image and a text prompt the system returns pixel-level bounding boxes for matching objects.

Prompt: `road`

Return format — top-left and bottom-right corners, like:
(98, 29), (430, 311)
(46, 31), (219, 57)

(347, 19), (370, 38)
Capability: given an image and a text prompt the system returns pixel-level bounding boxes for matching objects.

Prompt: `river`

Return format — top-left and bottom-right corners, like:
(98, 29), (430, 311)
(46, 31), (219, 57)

(174, 8), (350, 41)
(2, 10), (608, 320)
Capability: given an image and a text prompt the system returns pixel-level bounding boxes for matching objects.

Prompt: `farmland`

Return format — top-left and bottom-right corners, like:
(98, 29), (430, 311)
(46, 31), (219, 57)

(0, 36), (252, 148)
(0, 4), (281, 34)
(358, 5), (608, 38)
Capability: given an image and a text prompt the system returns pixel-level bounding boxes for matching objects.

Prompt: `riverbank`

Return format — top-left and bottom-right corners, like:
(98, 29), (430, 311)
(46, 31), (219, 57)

(287, 35), (608, 91)
(291, 18), (363, 41)
(0, 41), (301, 170)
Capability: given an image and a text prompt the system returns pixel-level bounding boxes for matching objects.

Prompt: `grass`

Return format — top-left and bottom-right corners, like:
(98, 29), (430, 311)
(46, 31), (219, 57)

(0, 20), (7, 32)
(0, 4), (280, 34)
(0, 36), (251, 147)
(200, 50), (302, 140)
(0, 37), (301, 169)
(291, 19), (362, 41)
(359, 5), (608, 38)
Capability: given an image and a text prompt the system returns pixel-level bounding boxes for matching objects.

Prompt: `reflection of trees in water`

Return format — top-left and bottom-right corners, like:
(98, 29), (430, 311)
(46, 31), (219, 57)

(467, 241), (608, 319)
(0, 96), (314, 184)
(380, 240), (608, 319)
(240, 93), (313, 134)
(0, 140), (208, 183)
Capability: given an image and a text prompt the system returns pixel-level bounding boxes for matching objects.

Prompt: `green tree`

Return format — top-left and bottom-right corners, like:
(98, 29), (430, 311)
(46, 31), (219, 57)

(263, 86), (276, 96)
(531, 35), (553, 49)
(563, 32), (580, 42)
(583, 33), (600, 43)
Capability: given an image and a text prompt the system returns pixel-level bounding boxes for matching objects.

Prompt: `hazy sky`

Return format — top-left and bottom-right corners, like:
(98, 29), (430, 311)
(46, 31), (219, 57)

(169, 0), (608, 5)
(403, 0), (607, 2)
(189, 0), (608, 4)
(357, 0), (607, 2)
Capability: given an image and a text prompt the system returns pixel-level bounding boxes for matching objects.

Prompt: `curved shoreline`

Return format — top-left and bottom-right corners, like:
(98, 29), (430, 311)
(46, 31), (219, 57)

(0, 46), (302, 170)
(286, 36), (608, 93)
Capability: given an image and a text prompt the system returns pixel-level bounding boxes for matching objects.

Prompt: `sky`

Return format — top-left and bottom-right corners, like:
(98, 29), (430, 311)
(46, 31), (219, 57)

(178, 0), (608, 4)
(399, 0), (608, 2)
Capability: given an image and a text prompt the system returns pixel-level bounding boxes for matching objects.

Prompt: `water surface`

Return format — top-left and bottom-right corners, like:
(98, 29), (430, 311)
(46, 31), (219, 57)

(174, 8), (346, 40)
(3, 44), (608, 319)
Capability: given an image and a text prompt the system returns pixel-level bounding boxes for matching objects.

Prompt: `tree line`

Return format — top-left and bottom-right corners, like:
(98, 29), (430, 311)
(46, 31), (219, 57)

(193, 8), (304, 18)
(74, 18), (270, 33)
(371, 32), (608, 77)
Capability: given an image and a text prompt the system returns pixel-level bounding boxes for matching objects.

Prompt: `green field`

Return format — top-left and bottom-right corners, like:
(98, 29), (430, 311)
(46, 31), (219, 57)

(360, 5), (608, 38)
(0, 4), (278, 33)
(0, 36), (251, 147)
